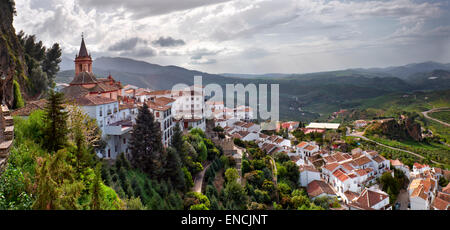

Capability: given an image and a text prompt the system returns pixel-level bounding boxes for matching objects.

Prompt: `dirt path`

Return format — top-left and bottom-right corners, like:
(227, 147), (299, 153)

(422, 108), (450, 127)
(347, 128), (441, 165)
(193, 162), (212, 194)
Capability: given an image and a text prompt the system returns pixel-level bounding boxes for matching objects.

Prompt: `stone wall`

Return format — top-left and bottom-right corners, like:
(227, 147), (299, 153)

(0, 104), (14, 173)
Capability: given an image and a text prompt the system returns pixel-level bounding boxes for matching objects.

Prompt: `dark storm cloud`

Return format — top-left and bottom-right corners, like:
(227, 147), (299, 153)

(152, 36), (185, 47)
(77, 0), (232, 18)
(120, 47), (157, 58)
(108, 37), (147, 51)
(189, 48), (222, 60)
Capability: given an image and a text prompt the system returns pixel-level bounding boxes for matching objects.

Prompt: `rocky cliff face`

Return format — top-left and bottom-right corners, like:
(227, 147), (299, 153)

(366, 116), (423, 142)
(0, 0), (28, 107)
(404, 117), (422, 142)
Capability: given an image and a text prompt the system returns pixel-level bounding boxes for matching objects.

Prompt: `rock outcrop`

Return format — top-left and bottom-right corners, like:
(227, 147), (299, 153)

(0, 104), (14, 173)
(0, 0), (28, 108)
(366, 116), (423, 142)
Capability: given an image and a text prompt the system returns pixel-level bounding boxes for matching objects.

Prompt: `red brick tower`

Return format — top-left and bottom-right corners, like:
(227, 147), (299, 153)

(74, 34), (93, 76)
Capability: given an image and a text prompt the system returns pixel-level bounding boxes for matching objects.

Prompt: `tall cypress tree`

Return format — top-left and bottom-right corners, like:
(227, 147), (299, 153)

(129, 103), (163, 178)
(90, 163), (104, 210)
(43, 90), (68, 153)
(164, 147), (186, 191)
(171, 123), (184, 152)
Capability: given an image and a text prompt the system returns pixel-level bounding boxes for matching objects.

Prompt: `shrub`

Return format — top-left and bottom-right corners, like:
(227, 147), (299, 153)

(13, 80), (24, 109)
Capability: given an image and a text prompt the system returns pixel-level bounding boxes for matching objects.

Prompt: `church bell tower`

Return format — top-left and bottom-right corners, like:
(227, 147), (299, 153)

(74, 33), (93, 76)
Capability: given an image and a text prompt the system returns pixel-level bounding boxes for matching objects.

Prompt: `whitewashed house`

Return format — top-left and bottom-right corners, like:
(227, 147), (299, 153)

(349, 188), (390, 210)
(299, 165), (321, 187)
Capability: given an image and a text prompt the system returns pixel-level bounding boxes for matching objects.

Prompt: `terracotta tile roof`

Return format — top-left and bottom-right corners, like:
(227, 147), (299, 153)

(259, 133), (269, 139)
(297, 142), (309, 148)
(237, 131), (250, 138)
(269, 147), (283, 155)
(347, 173), (356, 179)
(243, 122), (255, 128)
(341, 162), (355, 172)
(366, 150), (379, 157)
(262, 143), (276, 153)
(432, 192), (450, 210)
(307, 180), (336, 198)
(290, 155), (301, 163)
(275, 138), (284, 144)
(323, 155), (337, 163)
(372, 155), (386, 164)
(74, 95), (117, 106)
(390, 159), (404, 167)
(353, 156), (372, 166)
(304, 145), (317, 151)
(344, 191), (359, 203)
(409, 179), (422, 192)
(411, 185), (428, 200)
(333, 169), (350, 182)
(299, 165), (319, 173)
(61, 84), (90, 99)
(332, 152), (348, 162)
(153, 97), (175, 105)
(70, 71), (98, 85)
(433, 167), (443, 175)
(351, 189), (388, 210)
(147, 100), (171, 111)
(11, 99), (47, 116)
(444, 170), (450, 180)
(414, 163), (430, 169)
(323, 163), (340, 172)
(355, 169), (368, 177)
(269, 135), (279, 142)
(443, 184), (450, 194)
(232, 133), (242, 139)
(119, 103), (137, 111)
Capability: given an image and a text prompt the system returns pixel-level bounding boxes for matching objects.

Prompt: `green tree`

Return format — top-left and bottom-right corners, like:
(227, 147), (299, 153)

(32, 149), (84, 210)
(164, 147), (186, 191)
(90, 164), (104, 210)
(129, 103), (164, 178)
(42, 90), (68, 153)
(225, 168), (239, 183)
(171, 123), (184, 152)
(42, 43), (62, 88)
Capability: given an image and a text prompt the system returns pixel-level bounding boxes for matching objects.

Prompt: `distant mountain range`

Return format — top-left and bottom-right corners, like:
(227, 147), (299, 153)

(222, 61), (450, 80)
(56, 57), (450, 121)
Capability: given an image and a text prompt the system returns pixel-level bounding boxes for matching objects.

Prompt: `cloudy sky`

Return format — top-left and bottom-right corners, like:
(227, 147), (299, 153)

(13, 0), (450, 74)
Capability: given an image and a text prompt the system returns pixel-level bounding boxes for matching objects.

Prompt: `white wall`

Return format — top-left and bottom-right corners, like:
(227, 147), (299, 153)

(300, 171), (320, 187)
(410, 196), (428, 210)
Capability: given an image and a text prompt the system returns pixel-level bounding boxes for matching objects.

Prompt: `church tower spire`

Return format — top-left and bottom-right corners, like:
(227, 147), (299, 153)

(75, 33), (93, 76)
